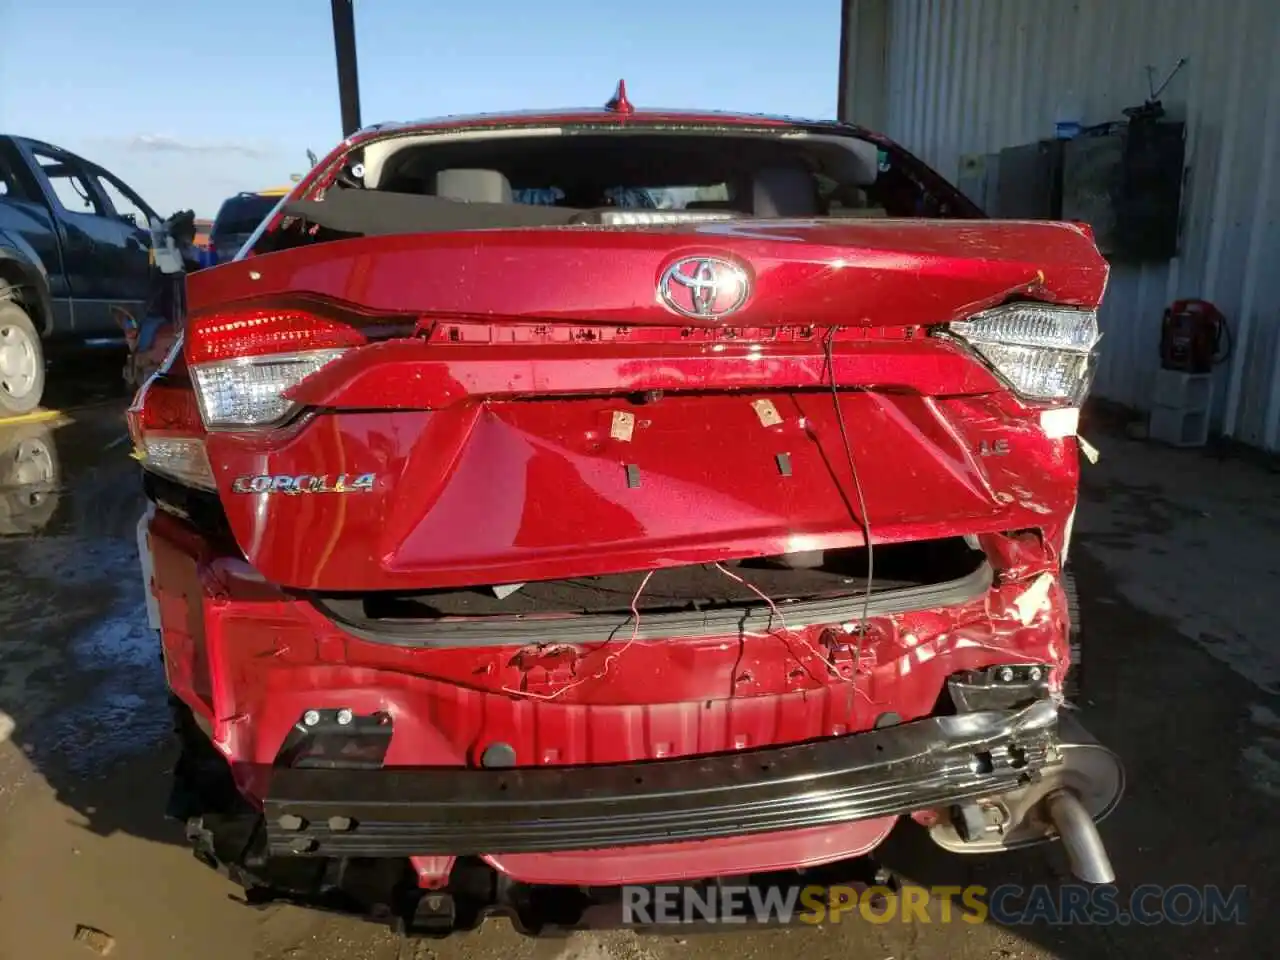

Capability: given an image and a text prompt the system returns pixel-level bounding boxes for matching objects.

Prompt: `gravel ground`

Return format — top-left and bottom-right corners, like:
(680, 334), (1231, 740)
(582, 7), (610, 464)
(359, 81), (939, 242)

(0, 384), (1274, 960)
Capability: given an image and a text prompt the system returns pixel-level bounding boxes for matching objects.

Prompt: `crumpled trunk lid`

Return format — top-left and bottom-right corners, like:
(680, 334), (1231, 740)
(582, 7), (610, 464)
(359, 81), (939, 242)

(184, 219), (1106, 592)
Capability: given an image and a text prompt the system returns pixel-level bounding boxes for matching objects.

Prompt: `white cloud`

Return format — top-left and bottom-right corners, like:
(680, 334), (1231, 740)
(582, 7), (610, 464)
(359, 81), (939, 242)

(122, 133), (276, 160)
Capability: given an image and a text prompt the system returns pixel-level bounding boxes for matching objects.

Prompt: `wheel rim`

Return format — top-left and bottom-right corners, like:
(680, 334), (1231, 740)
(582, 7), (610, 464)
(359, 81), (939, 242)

(0, 324), (39, 401)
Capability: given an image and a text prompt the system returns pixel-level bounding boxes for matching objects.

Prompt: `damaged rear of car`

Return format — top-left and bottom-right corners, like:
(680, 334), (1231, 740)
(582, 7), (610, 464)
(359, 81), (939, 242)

(130, 105), (1121, 933)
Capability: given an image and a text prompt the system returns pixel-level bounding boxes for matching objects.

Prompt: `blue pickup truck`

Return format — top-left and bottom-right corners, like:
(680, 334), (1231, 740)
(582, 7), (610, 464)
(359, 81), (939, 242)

(0, 135), (160, 415)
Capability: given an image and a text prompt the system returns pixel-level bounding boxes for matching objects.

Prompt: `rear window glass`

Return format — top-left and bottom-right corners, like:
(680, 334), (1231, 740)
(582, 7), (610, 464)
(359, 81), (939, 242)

(372, 133), (869, 215)
(252, 130), (982, 253)
(213, 194), (279, 236)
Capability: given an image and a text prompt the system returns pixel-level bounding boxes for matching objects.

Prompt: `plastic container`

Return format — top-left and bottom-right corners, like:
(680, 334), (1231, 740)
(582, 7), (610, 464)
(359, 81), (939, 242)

(1055, 93), (1083, 139)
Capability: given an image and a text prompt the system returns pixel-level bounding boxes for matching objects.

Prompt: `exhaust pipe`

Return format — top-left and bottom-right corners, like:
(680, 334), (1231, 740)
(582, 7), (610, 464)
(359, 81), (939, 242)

(1043, 788), (1115, 884)
(927, 707), (1123, 882)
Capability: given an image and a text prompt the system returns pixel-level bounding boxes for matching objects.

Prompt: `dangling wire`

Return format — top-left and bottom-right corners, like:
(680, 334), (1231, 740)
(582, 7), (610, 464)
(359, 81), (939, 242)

(713, 562), (879, 706)
(823, 327), (876, 672)
(502, 570), (654, 701)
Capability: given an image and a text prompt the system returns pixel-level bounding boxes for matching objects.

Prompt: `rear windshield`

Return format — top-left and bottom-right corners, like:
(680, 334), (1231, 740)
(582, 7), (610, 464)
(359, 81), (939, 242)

(212, 193), (279, 237)
(255, 128), (981, 251)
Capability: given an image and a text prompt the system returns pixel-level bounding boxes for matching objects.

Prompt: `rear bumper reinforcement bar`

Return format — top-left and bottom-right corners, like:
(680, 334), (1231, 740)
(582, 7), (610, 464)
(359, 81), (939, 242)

(264, 701), (1061, 858)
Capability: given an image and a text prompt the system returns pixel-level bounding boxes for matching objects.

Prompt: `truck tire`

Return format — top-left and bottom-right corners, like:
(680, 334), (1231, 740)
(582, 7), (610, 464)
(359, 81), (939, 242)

(0, 300), (45, 416)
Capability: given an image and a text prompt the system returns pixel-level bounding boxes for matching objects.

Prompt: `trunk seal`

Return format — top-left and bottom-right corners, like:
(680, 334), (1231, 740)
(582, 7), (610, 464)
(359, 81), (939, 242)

(306, 560), (993, 648)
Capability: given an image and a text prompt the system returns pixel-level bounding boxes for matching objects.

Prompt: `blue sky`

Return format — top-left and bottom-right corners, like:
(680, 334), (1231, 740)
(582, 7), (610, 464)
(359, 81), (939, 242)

(0, 0), (841, 218)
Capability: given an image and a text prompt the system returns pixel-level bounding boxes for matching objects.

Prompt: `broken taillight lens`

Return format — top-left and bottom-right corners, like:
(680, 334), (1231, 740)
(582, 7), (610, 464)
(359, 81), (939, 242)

(946, 303), (1101, 405)
(186, 307), (366, 430)
(127, 350), (217, 491)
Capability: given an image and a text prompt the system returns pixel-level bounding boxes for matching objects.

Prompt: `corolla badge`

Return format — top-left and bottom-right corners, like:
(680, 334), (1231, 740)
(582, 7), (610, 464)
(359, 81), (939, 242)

(231, 473), (375, 494)
(658, 256), (751, 320)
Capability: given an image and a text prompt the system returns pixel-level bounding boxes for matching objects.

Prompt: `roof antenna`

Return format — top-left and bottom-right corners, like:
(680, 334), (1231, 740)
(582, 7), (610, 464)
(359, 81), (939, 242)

(605, 79), (634, 114)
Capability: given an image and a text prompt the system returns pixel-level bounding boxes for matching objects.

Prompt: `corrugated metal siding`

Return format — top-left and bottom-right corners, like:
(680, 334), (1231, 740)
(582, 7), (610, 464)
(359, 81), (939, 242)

(864, 0), (1280, 450)
(839, 0), (889, 132)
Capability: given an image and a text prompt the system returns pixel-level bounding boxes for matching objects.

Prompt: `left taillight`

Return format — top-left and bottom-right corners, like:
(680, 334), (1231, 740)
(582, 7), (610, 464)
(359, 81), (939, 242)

(127, 343), (217, 491)
(128, 306), (389, 491)
(186, 307), (367, 430)
(191, 349), (350, 429)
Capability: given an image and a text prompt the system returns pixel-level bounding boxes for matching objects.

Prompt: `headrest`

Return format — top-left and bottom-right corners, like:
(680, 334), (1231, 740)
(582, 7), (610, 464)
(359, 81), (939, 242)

(434, 168), (514, 204)
(752, 166), (820, 217)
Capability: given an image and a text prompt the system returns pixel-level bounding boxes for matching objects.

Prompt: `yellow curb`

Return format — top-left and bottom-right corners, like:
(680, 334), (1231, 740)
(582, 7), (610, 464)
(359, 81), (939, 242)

(0, 408), (63, 427)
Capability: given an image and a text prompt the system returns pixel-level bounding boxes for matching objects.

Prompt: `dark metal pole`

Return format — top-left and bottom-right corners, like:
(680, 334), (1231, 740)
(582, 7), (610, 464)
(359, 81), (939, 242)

(331, 0), (362, 137)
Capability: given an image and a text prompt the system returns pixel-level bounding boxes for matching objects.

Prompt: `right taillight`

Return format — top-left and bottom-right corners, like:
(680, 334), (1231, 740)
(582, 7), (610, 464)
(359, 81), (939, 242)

(186, 308), (365, 430)
(946, 303), (1101, 405)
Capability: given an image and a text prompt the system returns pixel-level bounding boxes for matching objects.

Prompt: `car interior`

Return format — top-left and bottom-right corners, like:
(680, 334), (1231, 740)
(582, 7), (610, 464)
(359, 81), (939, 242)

(265, 129), (972, 246)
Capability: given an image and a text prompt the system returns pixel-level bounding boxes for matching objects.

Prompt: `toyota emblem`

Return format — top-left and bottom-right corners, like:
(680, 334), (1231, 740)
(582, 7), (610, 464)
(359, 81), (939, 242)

(658, 257), (751, 320)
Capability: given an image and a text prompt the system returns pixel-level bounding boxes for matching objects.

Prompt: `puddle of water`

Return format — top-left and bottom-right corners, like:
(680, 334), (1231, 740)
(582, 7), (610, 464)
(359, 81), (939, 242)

(0, 405), (166, 776)
(46, 587), (170, 776)
(0, 418), (67, 537)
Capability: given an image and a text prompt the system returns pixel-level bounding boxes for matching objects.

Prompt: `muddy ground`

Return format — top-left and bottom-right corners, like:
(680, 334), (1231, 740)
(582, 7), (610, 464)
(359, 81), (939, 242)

(0, 367), (1275, 959)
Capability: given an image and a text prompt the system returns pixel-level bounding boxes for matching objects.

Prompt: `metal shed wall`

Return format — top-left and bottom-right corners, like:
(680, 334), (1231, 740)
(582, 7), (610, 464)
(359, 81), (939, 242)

(846, 0), (1280, 450)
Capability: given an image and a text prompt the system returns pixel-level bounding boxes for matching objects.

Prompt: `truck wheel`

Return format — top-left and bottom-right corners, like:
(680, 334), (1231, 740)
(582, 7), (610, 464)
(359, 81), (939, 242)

(0, 301), (45, 416)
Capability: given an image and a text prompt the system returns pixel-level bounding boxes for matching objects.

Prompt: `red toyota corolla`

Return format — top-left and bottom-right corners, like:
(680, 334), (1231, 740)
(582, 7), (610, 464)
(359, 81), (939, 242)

(129, 87), (1122, 934)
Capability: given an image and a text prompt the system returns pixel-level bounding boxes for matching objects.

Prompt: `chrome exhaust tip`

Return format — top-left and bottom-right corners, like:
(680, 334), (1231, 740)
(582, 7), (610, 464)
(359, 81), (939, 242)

(1043, 787), (1116, 884)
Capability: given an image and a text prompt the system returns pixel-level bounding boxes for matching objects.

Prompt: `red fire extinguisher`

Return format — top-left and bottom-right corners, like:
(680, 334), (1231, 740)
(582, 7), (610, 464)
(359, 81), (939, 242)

(1160, 299), (1231, 374)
